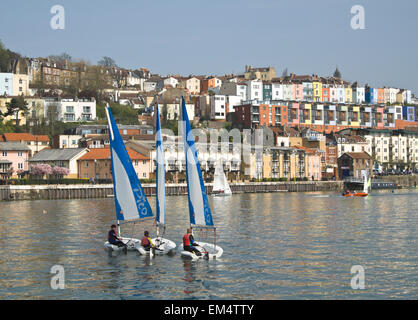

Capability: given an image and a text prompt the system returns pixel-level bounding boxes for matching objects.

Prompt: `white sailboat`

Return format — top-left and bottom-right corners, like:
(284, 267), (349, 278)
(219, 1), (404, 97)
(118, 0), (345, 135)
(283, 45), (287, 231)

(178, 97), (223, 260)
(104, 105), (154, 253)
(213, 159), (232, 196)
(148, 101), (176, 255)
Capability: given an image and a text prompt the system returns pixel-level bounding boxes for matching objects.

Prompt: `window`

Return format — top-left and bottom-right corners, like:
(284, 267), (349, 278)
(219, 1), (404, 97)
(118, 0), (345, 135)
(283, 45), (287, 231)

(2, 151), (7, 156)
(18, 163), (23, 169)
(143, 160), (146, 165)
(18, 151), (22, 156)
(84, 161), (88, 168)
(134, 160), (138, 166)
(143, 173), (147, 177)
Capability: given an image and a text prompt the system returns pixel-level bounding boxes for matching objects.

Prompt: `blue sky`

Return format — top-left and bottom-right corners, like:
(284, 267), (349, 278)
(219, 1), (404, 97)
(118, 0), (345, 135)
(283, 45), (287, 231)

(1, 0), (417, 93)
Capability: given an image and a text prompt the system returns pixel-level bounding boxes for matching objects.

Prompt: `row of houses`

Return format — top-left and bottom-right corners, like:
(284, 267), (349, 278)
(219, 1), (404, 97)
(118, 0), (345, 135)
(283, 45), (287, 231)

(0, 96), (97, 125)
(1, 123), (417, 182)
(233, 101), (417, 133)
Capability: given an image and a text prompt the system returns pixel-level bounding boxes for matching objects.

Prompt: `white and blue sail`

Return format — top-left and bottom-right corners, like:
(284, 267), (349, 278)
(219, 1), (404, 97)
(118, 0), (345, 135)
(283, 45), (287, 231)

(106, 106), (153, 221)
(181, 97), (214, 227)
(155, 102), (166, 226)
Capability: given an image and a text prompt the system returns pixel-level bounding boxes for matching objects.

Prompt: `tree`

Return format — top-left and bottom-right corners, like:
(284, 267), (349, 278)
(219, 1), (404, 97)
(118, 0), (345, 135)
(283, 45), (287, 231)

(98, 56), (117, 68)
(5, 96), (29, 126)
(48, 52), (72, 65)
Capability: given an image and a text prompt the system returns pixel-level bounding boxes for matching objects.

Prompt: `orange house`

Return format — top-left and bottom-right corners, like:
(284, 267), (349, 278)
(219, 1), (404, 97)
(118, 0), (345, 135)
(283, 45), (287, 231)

(77, 147), (150, 181)
(377, 88), (385, 104)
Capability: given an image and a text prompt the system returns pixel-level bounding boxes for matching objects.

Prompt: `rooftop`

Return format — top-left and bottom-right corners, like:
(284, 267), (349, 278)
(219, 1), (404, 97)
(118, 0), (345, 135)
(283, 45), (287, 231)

(3, 133), (50, 142)
(79, 147), (149, 160)
(0, 142), (32, 151)
(29, 148), (87, 161)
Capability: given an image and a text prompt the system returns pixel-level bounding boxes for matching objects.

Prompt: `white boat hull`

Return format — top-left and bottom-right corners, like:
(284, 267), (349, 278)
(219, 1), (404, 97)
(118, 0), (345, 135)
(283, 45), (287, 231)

(104, 237), (142, 252)
(179, 242), (223, 260)
(137, 237), (177, 256)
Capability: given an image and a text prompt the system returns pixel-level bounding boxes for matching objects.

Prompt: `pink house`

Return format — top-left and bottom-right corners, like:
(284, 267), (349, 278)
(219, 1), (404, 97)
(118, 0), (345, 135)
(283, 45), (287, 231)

(0, 142), (31, 178)
(292, 83), (303, 100)
(289, 102), (300, 124)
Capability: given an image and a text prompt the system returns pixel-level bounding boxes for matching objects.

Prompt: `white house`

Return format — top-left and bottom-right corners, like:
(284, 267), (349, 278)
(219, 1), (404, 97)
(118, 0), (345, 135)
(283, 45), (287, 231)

(210, 95), (226, 120)
(183, 77), (200, 95)
(44, 98), (97, 122)
(271, 83), (283, 100)
(163, 76), (179, 88)
(0, 73), (13, 96)
(246, 79), (263, 101)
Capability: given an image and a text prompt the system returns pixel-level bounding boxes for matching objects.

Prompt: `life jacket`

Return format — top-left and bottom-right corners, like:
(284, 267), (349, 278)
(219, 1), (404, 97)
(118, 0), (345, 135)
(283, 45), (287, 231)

(141, 236), (150, 247)
(108, 230), (117, 241)
(183, 234), (191, 247)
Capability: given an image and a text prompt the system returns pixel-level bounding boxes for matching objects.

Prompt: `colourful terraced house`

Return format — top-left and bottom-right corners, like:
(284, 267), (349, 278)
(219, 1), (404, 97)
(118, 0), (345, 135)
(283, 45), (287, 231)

(312, 81), (322, 102)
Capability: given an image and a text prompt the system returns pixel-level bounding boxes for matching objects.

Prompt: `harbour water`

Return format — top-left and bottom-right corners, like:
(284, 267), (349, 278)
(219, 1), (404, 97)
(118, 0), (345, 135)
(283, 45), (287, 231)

(0, 190), (417, 299)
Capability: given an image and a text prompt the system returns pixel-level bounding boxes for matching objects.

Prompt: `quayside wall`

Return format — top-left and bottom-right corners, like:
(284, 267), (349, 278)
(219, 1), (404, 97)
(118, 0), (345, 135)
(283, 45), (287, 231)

(0, 181), (344, 201)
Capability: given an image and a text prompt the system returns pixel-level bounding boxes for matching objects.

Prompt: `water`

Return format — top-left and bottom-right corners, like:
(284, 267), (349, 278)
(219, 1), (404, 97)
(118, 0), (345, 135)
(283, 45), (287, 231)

(0, 190), (417, 299)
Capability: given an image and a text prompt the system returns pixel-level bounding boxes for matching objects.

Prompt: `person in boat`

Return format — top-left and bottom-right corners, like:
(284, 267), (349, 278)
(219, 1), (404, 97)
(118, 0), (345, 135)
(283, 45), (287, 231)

(141, 231), (155, 252)
(183, 228), (202, 256)
(108, 224), (127, 252)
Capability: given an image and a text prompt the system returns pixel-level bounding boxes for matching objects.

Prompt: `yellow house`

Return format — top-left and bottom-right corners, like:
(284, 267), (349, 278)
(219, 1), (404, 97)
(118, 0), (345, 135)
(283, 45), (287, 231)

(345, 86), (352, 103)
(12, 74), (29, 96)
(0, 96), (44, 125)
(350, 106), (360, 127)
(312, 81), (323, 102)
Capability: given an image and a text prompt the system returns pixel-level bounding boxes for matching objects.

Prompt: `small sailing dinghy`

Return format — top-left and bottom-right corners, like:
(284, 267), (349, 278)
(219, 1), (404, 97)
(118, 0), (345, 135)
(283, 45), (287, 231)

(104, 105), (154, 254)
(178, 97), (223, 260)
(213, 159), (232, 196)
(353, 170), (370, 197)
(147, 101), (176, 255)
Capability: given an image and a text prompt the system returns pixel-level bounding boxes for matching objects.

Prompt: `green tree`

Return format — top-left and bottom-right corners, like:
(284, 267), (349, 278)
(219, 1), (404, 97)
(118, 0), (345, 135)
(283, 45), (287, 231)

(5, 96), (28, 126)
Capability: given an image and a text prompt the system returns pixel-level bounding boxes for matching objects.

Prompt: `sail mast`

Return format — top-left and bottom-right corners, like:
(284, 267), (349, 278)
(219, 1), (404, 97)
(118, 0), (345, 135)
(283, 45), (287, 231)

(155, 98), (166, 234)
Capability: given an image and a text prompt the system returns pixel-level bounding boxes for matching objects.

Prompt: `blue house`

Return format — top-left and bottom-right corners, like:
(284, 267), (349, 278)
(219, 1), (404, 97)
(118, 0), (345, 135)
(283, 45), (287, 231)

(0, 73), (14, 96)
(263, 83), (272, 101)
(402, 106), (415, 121)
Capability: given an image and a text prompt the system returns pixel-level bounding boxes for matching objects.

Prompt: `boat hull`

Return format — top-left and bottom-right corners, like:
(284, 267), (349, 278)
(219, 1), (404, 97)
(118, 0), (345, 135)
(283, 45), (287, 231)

(179, 242), (223, 260)
(104, 237), (142, 252)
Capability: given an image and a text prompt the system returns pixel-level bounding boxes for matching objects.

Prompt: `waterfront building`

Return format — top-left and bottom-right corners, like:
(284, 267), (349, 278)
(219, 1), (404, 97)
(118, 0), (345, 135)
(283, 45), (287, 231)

(334, 133), (372, 158)
(377, 88), (385, 104)
(0, 142), (31, 178)
(337, 152), (373, 179)
(77, 147), (150, 181)
(29, 148), (88, 178)
(2, 133), (50, 156)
